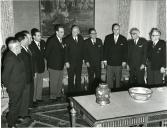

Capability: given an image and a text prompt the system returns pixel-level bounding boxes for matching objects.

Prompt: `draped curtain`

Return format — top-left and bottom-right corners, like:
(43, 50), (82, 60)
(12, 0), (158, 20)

(0, 0), (14, 47)
(157, 0), (166, 40)
(157, 0), (166, 69)
(128, 0), (158, 40)
(118, 0), (131, 37)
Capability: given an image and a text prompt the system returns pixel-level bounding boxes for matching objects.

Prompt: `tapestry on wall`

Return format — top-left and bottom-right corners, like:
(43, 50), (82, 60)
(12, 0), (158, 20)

(40, 0), (95, 37)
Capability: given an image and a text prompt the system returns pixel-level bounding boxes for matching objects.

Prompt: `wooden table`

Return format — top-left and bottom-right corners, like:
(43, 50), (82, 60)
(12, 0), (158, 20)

(70, 87), (167, 127)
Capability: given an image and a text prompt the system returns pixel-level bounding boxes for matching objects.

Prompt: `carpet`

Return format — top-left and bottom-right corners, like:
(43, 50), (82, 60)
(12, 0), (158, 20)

(30, 102), (89, 127)
(1, 102), (89, 127)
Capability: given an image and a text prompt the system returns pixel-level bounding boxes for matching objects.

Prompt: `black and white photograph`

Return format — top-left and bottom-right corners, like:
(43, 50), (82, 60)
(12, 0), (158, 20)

(1, 0), (167, 127)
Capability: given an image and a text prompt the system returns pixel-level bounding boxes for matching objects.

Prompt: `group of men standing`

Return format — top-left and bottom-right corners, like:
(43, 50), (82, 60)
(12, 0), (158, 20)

(105, 24), (166, 88)
(1, 23), (166, 127)
(45, 23), (166, 96)
(2, 29), (45, 127)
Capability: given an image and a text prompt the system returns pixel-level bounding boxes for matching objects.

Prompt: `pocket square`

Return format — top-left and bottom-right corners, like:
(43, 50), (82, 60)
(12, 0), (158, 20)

(158, 47), (162, 51)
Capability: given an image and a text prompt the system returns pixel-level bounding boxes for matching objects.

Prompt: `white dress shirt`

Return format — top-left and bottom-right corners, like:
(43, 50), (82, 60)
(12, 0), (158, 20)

(114, 35), (119, 43)
(34, 40), (40, 50)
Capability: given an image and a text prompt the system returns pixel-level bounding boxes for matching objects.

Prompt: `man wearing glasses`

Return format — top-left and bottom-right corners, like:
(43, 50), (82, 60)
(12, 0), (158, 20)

(147, 28), (166, 85)
(127, 28), (147, 86)
(104, 23), (127, 89)
(84, 28), (103, 93)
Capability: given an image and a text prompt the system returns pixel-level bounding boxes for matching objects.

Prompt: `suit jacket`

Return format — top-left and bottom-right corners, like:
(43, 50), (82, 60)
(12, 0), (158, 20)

(29, 40), (45, 73)
(127, 37), (147, 68)
(45, 35), (66, 70)
(18, 47), (34, 83)
(84, 38), (103, 66)
(104, 34), (127, 66)
(2, 51), (26, 92)
(147, 39), (166, 70)
(65, 34), (84, 67)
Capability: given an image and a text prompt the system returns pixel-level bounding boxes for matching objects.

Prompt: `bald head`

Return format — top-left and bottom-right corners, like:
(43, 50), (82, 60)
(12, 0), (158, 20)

(71, 25), (80, 37)
(8, 38), (21, 55)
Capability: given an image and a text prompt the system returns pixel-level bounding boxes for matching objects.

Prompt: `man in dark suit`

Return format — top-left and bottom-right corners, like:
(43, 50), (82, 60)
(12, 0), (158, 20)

(15, 32), (34, 121)
(21, 30), (35, 107)
(104, 23), (127, 89)
(29, 28), (45, 102)
(127, 28), (147, 86)
(147, 28), (166, 85)
(84, 28), (103, 93)
(45, 24), (66, 101)
(65, 25), (84, 93)
(2, 38), (26, 127)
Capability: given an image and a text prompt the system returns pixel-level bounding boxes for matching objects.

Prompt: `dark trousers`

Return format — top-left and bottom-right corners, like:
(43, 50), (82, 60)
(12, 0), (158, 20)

(19, 83), (30, 117)
(67, 65), (82, 92)
(106, 66), (122, 89)
(88, 65), (101, 93)
(29, 81), (34, 107)
(48, 68), (63, 99)
(129, 66), (145, 85)
(7, 88), (23, 126)
(147, 69), (163, 85)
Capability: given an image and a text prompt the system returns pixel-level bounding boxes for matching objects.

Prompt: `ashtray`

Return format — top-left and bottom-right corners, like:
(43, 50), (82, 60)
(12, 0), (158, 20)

(129, 87), (153, 102)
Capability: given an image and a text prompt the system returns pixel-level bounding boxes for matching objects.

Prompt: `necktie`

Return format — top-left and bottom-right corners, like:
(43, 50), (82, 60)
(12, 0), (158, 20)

(114, 36), (117, 43)
(92, 39), (96, 45)
(134, 40), (137, 45)
(59, 39), (64, 48)
(37, 43), (40, 50)
(74, 37), (78, 43)
(59, 38), (62, 43)
(153, 42), (156, 47)
(26, 48), (32, 55)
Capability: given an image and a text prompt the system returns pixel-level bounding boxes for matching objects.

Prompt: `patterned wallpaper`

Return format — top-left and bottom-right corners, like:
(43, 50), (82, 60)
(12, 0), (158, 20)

(1, 0), (14, 46)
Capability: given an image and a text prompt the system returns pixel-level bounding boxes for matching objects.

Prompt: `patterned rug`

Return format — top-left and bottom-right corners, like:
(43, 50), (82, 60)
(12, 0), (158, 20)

(1, 86), (90, 127)
(1, 102), (89, 127)
(30, 102), (89, 127)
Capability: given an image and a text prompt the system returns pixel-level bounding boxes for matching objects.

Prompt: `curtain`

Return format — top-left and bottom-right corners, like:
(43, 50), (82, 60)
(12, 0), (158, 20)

(0, 0), (14, 47)
(118, 0), (131, 37)
(157, 0), (166, 40)
(128, 0), (158, 40)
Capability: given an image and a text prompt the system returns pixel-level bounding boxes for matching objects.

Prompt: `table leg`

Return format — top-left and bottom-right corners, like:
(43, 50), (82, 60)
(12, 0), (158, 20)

(70, 101), (76, 127)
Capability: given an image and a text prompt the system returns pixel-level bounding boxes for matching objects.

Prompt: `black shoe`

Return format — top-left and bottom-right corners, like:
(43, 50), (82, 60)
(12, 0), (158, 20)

(37, 99), (43, 102)
(16, 117), (24, 124)
(49, 99), (58, 103)
(22, 116), (31, 123)
(32, 102), (38, 107)
(8, 125), (16, 128)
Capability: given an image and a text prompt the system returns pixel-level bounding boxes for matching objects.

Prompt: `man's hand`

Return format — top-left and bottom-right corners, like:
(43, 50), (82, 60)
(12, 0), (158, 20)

(34, 73), (37, 78)
(122, 62), (126, 68)
(140, 64), (145, 70)
(65, 62), (70, 68)
(160, 67), (165, 74)
(86, 62), (90, 67)
(127, 64), (130, 70)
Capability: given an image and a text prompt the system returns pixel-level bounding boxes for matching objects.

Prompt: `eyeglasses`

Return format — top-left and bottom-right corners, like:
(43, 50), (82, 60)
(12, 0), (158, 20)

(131, 33), (137, 35)
(151, 35), (160, 37)
(91, 33), (97, 35)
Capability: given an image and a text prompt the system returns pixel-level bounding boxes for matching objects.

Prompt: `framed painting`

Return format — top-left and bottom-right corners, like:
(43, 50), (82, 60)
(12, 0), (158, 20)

(40, 0), (95, 37)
